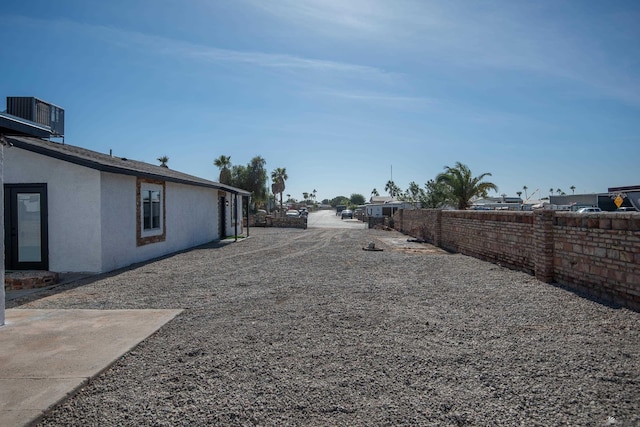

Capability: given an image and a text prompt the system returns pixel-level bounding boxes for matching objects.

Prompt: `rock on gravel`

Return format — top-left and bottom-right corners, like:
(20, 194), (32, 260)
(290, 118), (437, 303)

(14, 227), (639, 426)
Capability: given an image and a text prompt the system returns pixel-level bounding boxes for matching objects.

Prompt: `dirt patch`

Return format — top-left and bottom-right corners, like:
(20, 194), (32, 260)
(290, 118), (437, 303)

(374, 236), (449, 254)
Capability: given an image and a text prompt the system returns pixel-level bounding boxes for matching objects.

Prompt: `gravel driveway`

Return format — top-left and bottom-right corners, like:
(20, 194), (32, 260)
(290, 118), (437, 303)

(13, 227), (640, 426)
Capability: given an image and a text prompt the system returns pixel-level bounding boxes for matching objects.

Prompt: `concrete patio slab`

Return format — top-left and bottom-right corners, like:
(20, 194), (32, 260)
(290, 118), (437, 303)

(0, 308), (183, 427)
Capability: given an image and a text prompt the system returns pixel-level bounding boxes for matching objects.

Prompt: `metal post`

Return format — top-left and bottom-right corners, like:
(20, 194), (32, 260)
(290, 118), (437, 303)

(246, 196), (250, 237)
(234, 193), (238, 242)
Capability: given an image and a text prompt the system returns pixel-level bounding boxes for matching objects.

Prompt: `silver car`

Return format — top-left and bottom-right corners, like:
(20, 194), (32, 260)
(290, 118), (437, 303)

(341, 209), (353, 219)
(577, 207), (602, 213)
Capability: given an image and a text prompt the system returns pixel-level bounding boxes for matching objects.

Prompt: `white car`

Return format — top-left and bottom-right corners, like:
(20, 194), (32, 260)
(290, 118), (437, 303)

(285, 210), (300, 217)
(577, 207), (602, 213)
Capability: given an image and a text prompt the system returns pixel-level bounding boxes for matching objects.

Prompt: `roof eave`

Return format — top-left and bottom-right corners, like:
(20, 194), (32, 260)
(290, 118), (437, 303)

(5, 136), (251, 196)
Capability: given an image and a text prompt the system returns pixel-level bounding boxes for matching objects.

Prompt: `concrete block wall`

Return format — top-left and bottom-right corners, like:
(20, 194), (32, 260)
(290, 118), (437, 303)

(394, 209), (640, 311)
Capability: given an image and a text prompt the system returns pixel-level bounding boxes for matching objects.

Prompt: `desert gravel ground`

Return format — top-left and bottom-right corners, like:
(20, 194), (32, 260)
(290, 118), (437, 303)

(11, 226), (640, 426)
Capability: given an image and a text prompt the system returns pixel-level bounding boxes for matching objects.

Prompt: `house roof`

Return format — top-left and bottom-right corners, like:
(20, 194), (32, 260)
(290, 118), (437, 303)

(608, 185), (640, 192)
(369, 196), (396, 204)
(0, 113), (53, 138)
(5, 135), (251, 196)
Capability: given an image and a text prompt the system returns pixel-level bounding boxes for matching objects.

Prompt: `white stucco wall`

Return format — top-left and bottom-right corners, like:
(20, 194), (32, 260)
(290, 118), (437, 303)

(100, 172), (137, 272)
(5, 148), (102, 272)
(99, 177), (221, 272)
(165, 182), (218, 249)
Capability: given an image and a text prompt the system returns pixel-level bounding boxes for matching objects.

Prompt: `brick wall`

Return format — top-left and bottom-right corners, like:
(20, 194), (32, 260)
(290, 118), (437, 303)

(395, 209), (640, 311)
(552, 212), (640, 308)
(247, 215), (307, 229)
(271, 217), (307, 229)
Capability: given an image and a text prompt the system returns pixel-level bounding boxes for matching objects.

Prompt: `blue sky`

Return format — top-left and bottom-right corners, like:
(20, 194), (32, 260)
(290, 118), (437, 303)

(2, 1), (639, 203)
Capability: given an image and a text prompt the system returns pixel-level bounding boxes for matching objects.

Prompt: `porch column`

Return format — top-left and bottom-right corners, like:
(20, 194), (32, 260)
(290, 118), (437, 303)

(1, 137), (7, 326)
(234, 193), (238, 242)
(246, 196), (250, 237)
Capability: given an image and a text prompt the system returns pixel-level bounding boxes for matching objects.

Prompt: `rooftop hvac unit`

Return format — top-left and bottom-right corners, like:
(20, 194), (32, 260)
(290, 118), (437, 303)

(6, 97), (64, 137)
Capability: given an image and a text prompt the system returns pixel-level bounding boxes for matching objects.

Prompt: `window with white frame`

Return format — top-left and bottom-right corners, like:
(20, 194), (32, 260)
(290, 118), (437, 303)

(137, 179), (165, 245)
(142, 189), (161, 230)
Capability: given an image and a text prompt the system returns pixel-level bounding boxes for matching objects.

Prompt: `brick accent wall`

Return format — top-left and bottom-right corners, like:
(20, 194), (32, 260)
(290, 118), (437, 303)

(5, 271), (59, 290)
(395, 209), (640, 311)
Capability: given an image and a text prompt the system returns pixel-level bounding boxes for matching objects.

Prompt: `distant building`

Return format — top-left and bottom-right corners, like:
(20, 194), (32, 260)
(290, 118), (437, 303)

(365, 201), (415, 218)
(369, 196), (396, 204)
(551, 190), (639, 212)
(608, 185), (640, 211)
(471, 196), (524, 210)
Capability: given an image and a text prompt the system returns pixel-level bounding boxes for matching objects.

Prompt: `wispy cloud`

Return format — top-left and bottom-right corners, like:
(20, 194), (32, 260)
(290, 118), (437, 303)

(310, 89), (436, 110)
(243, 0), (439, 41)
(21, 15), (399, 85)
(242, 0), (640, 106)
(184, 47), (399, 82)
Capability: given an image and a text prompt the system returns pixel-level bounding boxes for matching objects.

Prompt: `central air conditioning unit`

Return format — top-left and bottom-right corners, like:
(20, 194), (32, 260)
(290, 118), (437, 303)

(6, 96), (65, 137)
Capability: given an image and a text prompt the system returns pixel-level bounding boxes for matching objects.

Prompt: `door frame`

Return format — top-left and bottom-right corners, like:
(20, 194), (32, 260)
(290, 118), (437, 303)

(219, 194), (227, 240)
(4, 183), (49, 270)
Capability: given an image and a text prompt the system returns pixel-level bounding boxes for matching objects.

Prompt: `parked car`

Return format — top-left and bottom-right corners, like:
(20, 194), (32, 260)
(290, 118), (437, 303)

(616, 206), (638, 212)
(285, 209), (300, 217)
(576, 207), (602, 213)
(341, 209), (353, 219)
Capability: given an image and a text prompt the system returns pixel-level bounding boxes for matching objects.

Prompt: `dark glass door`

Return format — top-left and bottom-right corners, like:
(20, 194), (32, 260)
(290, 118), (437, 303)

(4, 184), (49, 270)
(219, 195), (227, 240)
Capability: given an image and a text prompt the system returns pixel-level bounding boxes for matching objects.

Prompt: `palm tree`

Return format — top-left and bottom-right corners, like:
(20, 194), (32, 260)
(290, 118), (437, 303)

(523, 185), (528, 200)
(214, 155), (232, 185)
(385, 180), (400, 198)
(549, 188), (554, 196)
(371, 188), (379, 197)
(270, 167), (288, 210)
(570, 185), (576, 194)
(556, 188), (562, 195)
(157, 156), (169, 168)
(312, 189), (317, 204)
(517, 191), (522, 198)
(303, 192), (309, 202)
(436, 162), (498, 210)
